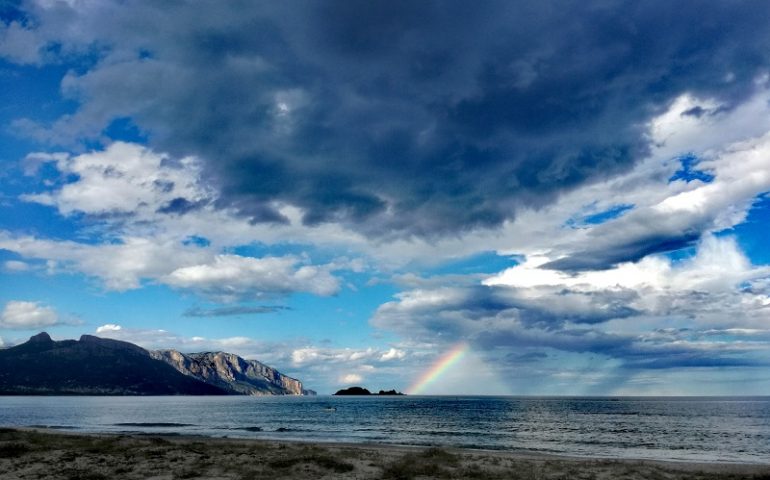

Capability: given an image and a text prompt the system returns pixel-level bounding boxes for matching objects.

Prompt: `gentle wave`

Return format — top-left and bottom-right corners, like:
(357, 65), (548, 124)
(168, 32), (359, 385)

(28, 425), (79, 430)
(113, 422), (196, 427)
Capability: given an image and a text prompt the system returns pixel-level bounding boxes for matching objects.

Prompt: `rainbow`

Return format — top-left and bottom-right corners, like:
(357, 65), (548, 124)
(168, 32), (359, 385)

(406, 343), (469, 394)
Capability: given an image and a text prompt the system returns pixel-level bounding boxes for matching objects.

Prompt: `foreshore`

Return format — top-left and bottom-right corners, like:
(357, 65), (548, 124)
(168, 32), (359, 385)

(1, 428), (768, 479)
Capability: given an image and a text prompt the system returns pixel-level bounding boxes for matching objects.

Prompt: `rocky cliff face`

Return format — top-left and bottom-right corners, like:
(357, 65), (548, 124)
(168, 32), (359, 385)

(0, 333), (228, 395)
(151, 350), (314, 395)
(0, 332), (314, 396)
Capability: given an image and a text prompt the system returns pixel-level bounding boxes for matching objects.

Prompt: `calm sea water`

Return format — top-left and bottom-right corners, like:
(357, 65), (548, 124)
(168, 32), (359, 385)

(1, 396), (768, 463)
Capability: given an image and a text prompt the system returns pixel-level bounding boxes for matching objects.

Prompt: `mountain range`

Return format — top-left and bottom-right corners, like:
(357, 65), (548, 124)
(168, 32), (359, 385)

(0, 332), (314, 396)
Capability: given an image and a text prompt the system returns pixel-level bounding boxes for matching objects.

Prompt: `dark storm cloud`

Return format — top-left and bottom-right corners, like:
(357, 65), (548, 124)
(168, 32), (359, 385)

(156, 197), (206, 216)
(9, 0), (770, 238)
(543, 232), (701, 271)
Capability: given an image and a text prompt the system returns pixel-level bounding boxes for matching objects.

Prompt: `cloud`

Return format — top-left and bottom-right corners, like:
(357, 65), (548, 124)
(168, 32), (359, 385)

(183, 305), (291, 317)
(486, 235), (767, 298)
(390, 88), (770, 274)
(3, 260), (30, 272)
(0, 233), (211, 291)
(20, 142), (211, 221)
(542, 121), (770, 271)
(372, 282), (639, 334)
(5, 144), (350, 303)
(8, 1), (770, 238)
(95, 324), (122, 334)
(291, 346), (380, 366)
(0, 301), (59, 329)
(0, 19), (42, 64)
(93, 323), (267, 354)
(163, 254), (340, 302)
(372, 236), (770, 371)
(338, 373), (363, 385)
(12, 86), (770, 274)
(0, 231), (340, 299)
(379, 348), (406, 361)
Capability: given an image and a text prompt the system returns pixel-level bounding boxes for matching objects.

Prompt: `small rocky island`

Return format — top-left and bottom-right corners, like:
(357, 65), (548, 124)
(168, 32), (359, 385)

(333, 386), (405, 396)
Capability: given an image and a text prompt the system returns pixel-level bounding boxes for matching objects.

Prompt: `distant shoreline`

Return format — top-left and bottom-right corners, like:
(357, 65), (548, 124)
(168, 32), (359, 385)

(1, 428), (768, 480)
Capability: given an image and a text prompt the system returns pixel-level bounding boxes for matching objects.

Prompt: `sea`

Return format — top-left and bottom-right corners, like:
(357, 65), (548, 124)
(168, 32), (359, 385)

(1, 396), (768, 464)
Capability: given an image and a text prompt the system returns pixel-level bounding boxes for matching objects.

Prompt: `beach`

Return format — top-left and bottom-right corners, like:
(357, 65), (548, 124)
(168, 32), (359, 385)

(1, 428), (768, 480)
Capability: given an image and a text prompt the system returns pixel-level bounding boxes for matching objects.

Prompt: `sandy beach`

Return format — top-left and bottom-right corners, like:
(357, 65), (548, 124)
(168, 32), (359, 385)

(0, 428), (768, 480)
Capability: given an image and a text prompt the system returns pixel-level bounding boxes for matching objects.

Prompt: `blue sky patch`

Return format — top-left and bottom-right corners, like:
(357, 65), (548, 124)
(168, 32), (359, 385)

(669, 154), (715, 184)
(566, 203), (634, 228)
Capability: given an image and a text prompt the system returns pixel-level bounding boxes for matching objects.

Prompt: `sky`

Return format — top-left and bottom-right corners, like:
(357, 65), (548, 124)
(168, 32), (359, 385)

(1, 0), (770, 395)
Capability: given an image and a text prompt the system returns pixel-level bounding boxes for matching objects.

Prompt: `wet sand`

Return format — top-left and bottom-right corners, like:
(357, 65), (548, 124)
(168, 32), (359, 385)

(1, 428), (768, 479)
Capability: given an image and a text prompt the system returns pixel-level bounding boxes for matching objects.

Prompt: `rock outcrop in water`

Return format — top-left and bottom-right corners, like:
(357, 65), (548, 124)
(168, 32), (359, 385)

(377, 389), (405, 396)
(151, 350), (315, 396)
(334, 386), (372, 395)
(333, 386), (405, 395)
(0, 332), (314, 396)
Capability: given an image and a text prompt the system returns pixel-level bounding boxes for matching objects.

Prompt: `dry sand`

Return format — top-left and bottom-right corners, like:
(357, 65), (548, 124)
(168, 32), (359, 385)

(0, 427), (768, 479)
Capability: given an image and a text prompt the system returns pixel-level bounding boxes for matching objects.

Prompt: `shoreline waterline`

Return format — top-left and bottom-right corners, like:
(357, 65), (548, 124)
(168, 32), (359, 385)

(12, 426), (770, 467)
(1, 428), (769, 480)
(1, 395), (769, 464)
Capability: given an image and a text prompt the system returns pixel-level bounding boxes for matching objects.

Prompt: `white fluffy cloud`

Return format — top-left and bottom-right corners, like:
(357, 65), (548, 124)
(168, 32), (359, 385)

(0, 232), (340, 298)
(291, 346), (381, 366)
(0, 20), (41, 64)
(372, 234), (770, 373)
(9, 142), (354, 300)
(93, 323), (268, 355)
(548, 128), (770, 269)
(163, 254), (340, 301)
(16, 142), (374, 262)
(3, 260), (30, 272)
(380, 348), (406, 361)
(485, 235), (770, 330)
(0, 233), (210, 291)
(95, 324), (122, 334)
(339, 373), (363, 385)
(22, 142), (211, 219)
(287, 344), (416, 390)
(506, 89), (770, 268)
(486, 235), (767, 302)
(0, 301), (59, 329)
